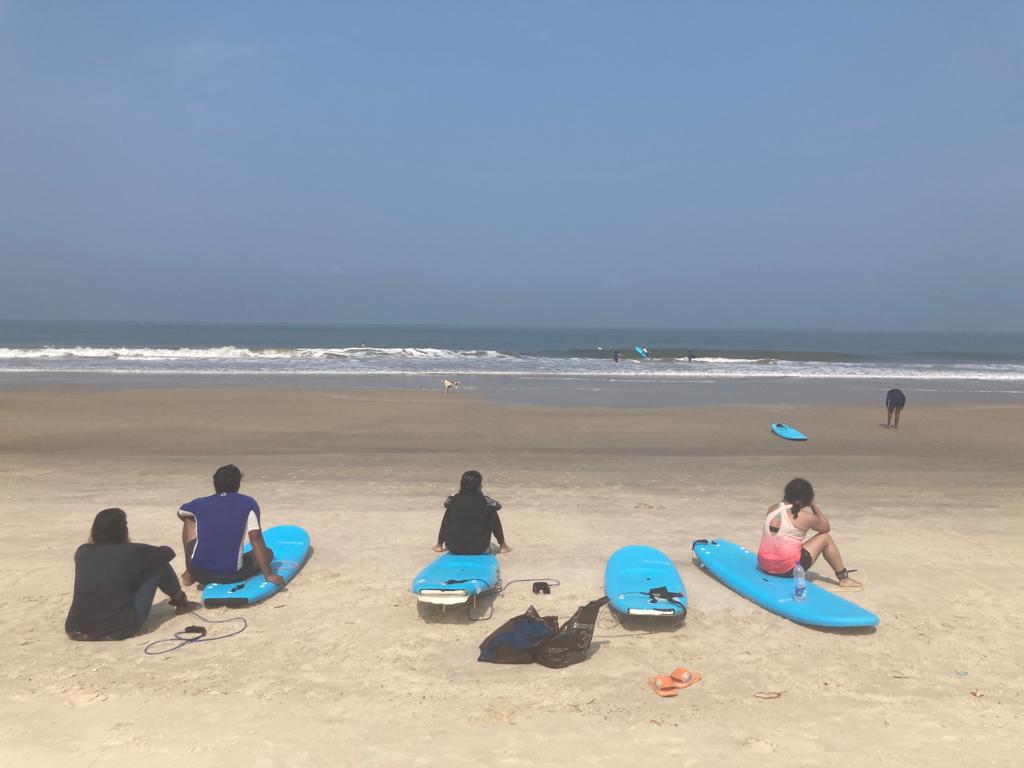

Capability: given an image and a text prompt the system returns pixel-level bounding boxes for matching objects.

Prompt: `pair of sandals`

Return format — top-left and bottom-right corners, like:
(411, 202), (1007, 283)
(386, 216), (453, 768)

(649, 667), (702, 697)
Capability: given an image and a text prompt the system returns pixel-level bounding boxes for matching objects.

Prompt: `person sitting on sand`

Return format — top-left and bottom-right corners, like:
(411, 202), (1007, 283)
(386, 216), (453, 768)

(433, 470), (512, 555)
(65, 507), (198, 640)
(178, 464), (283, 587)
(756, 478), (861, 588)
(885, 387), (906, 428)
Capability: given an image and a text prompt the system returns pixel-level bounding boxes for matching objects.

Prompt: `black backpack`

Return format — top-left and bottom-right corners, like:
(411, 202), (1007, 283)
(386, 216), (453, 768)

(478, 597), (609, 669)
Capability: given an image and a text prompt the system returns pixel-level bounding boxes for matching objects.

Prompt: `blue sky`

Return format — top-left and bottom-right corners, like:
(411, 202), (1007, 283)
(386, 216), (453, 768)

(1, 2), (1021, 330)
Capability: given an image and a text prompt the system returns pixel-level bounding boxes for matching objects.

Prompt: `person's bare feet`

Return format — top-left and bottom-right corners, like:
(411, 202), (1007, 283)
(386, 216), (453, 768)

(498, 544), (513, 553)
(838, 576), (862, 588)
(169, 591), (200, 615)
(432, 544), (444, 553)
(180, 570), (196, 587)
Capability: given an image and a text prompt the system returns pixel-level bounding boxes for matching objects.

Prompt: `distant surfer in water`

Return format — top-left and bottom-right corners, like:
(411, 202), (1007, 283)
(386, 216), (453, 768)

(756, 478), (862, 588)
(885, 388), (906, 428)
(612, 350), (621, 363)
(434, 470), (512, 554)
(687, 349), (694, 362)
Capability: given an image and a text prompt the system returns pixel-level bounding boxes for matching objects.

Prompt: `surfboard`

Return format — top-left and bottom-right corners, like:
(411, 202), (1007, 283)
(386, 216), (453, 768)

(771, 423), (807, 441)
(634, 345), (649, 359)
(691, 539), (878, 628)
(411, 552), (499, 606)
(605, 545), (687, 618)
(202, 524), (311, 608)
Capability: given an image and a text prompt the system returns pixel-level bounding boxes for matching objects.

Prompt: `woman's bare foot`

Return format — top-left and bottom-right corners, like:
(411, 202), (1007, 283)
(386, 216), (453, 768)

(169, 591), (200, 615)
(838, 576), (862, 588)
(432, 544), (444, 553)
(180, 570), (196, 587)
(498, 544), (513, 553)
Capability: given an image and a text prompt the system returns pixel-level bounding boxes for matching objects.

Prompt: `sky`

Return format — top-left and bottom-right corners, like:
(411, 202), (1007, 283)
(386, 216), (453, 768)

(0, 1), (1022, 331)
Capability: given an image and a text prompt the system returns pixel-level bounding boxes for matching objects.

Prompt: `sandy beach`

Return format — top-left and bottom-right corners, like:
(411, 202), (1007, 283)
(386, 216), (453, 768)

(1, 386), (1021, 767)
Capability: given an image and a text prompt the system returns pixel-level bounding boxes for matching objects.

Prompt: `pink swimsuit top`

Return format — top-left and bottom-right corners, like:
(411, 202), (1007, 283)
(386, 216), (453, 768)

(756, 504), (808, 575)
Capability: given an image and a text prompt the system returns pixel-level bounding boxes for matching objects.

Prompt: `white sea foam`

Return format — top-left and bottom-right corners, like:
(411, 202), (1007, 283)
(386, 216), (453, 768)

(0, 346), (510, 361)
(1, 346), (1023, 382)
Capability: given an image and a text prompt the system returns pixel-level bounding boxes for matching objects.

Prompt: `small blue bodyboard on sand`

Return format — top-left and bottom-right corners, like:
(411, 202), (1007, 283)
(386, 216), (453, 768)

(412, 553), (499, 606)
(692, 539), (878, 628)
(202, 525), (311, 608)
(634, 345), (649, 359)
(605, 545), (687, 618)
(771, 423), (807, 441)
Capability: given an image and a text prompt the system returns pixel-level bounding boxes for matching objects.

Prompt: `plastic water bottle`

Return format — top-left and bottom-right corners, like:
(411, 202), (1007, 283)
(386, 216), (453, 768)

(793, 564), (807, 602)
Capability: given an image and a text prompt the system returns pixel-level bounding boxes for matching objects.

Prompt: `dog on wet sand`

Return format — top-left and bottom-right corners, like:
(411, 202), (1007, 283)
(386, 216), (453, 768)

(443, 379), (460, 394)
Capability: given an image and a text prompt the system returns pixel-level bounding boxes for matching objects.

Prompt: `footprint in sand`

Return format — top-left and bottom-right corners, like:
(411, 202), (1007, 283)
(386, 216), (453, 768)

(743, 738), (776, 754)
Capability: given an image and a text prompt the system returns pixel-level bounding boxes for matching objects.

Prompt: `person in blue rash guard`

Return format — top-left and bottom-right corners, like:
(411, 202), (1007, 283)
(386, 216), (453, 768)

(178, 464), (284, 588)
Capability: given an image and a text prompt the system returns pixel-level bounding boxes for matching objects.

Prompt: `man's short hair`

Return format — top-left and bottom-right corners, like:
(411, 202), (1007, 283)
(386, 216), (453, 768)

(213, 464), (243, 494)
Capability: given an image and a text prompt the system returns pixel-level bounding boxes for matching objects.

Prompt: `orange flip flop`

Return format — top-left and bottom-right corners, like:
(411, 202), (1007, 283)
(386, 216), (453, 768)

(649, 675), (679, 697)
(670, 668), (702, 689)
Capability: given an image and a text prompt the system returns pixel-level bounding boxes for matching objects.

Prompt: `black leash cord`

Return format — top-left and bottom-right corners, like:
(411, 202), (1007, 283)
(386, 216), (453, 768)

(496, 578), (561, 595)
(464, 578), (562, 622)
(143, 610), (248, 656)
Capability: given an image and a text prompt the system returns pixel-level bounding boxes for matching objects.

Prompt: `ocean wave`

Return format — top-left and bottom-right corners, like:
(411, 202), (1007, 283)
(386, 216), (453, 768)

(2, 346), (1024, 382)
(0, 346), (510, 361)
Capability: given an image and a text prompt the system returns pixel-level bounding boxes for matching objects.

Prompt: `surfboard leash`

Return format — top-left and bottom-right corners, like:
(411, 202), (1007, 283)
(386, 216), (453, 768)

(465, 578), (563, 621)
(143, 610), (248, 655)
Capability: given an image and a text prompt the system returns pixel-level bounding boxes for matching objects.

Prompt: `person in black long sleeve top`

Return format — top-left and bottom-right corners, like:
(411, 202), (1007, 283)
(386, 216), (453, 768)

(65, 508), (198, 640)
(433, 470), (512, 555)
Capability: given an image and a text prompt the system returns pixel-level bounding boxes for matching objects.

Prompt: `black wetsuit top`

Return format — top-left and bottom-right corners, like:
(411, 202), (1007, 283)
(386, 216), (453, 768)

(436, 492), (503, 555)
(65, 543), (175, 640)
(886, 388), (906, 409)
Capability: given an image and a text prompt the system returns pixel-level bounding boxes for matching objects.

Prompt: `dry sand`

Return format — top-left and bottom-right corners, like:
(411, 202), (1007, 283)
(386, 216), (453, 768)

(0, 387), (1021, 766)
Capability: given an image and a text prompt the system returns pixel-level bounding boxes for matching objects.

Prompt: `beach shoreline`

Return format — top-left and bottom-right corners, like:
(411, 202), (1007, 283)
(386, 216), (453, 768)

(1, 385), (1021, 766)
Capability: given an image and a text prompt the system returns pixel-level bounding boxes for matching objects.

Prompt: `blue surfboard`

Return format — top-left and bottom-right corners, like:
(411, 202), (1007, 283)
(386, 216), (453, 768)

(202, 524), (311, 608)
(412, 553), (499, 606)
(692, 539), (878, 628)
(634, 345), (649, 359)
(771, 423), (807, 441)
(605, 545), (686, 618)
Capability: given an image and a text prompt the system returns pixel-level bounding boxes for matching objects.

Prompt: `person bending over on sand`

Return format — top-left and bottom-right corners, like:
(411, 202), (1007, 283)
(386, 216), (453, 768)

(885, 387), (906, 428)
(178, 464), (284, 587)
(433, 470), (512, 555)
(65, 508), (198, 640)
(756, 478), (861, 588)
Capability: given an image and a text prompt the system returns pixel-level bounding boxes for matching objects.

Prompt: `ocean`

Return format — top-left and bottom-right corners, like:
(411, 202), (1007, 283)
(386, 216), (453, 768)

(1, 320), (1022, 405)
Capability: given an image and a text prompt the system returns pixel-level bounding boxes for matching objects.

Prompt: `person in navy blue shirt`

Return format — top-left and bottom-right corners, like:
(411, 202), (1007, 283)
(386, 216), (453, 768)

(178, 464), (284, 587)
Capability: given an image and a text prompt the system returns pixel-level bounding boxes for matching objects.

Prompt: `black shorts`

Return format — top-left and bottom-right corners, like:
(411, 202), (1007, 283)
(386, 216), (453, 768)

(184, 539), (270, 584)
(779, 548), (813, 578)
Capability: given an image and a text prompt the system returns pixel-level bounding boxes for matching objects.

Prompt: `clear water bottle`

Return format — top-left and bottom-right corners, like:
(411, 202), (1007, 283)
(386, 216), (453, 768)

(793, 563), (807, 602)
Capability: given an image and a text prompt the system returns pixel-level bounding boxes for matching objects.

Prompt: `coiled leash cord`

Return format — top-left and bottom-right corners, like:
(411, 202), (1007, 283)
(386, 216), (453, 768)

(143, 610), (248, 656)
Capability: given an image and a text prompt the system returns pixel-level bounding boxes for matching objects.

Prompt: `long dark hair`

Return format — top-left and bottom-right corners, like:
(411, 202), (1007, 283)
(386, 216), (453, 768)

(783, 478), (814, 517)
(459, 470), (483, 494)
(90, 507), (129, 544)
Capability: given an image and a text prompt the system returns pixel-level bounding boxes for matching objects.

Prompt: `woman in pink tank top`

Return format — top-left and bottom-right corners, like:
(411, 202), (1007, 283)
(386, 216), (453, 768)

(756, 479), (862, 588)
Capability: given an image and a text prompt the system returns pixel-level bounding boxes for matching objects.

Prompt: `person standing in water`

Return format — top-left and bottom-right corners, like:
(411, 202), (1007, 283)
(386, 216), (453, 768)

(612, 350), (621, 362)
(885, 388), (906, 428)
(687, 349), (694, 362)
(756, 478), (862, 588)
(434, 470), (511, 554)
